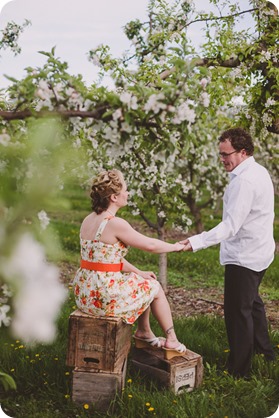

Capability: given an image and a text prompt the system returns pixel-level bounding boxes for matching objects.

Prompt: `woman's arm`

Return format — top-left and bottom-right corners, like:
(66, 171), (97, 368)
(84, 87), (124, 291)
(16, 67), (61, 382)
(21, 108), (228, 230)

(111, 218), (184, 253)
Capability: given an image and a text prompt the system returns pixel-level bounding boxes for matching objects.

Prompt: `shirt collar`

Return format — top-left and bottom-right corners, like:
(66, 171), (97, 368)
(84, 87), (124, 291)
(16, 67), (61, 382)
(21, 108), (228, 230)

(229, 156), (255, 180)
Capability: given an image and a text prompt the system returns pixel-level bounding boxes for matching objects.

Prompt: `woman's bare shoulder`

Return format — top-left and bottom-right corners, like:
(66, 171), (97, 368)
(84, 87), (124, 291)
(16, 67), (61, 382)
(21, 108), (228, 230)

(111, 216), (130, 227)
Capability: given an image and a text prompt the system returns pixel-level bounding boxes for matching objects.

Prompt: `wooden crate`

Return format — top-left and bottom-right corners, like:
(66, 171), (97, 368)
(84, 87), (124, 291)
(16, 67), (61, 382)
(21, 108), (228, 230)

(72, 358), (127, 412)
(66, 309), (132, 372)
(130, 347), (203, 394)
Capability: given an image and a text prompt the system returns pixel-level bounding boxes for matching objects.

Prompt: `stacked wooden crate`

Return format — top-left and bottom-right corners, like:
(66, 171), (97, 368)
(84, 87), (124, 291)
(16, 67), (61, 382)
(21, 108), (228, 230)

(130, 346), (203, 394)
(66, 309), (132, 411)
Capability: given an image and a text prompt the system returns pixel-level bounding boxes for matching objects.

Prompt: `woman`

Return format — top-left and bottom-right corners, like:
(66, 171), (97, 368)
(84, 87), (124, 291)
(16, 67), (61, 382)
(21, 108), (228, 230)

(73, 169), (186, 359)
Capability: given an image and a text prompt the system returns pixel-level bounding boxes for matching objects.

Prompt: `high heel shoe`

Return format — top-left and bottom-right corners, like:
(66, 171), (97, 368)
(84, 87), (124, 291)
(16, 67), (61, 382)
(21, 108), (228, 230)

(133, 335), (165, 349)
(163, 343), (187, 360)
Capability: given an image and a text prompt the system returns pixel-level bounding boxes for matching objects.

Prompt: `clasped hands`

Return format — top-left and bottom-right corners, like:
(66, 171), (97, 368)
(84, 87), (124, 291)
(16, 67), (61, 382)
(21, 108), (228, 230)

(176, 238), (193, 252)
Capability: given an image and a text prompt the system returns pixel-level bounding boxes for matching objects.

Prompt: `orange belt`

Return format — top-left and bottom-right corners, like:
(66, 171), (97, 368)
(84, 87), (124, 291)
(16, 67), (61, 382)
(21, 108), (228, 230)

(80, 260), (123, 272)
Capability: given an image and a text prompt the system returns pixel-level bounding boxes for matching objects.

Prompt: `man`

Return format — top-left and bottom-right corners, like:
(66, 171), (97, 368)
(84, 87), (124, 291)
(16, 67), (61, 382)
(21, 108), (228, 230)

(181, 127), (275, 378)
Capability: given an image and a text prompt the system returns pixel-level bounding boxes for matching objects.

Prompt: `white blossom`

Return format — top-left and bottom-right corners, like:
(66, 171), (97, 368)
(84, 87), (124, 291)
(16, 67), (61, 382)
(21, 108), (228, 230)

(200, 78), (208, 88)
(200, 92), (210, 107)
(260, 50), (271, 63)
(37, 210), (50, 230)
(73, 138), (82, 148)
(0, 132), (11, 146)
(2, 284), (13, 298)
(144, 93), (166, 114)
(132, 209), (140, 216)
(113, 108), (122, 120)
(91, 54), (101, 67)
(35, 80), (52, 101)
(231, 96), (245, 106)
(119, 92), (138, 110)
(157, 211), (166, 219)
(0, 305), (11, 327)
(265, 98), (276, 107)
(119, 91), (132, 104)
(3, 233), (67, 344)
(172, 102), (196, 124)
(121, 122), (132, 133)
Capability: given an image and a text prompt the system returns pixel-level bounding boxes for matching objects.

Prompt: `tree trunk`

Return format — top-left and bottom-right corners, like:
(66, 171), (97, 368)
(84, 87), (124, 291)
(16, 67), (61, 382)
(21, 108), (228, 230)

(187, 195), (204, 233)
(158, 227), (168, 291)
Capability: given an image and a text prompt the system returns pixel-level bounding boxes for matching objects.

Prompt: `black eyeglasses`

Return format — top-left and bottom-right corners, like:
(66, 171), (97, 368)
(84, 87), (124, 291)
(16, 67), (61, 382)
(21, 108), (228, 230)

(219, 150), (238, 158)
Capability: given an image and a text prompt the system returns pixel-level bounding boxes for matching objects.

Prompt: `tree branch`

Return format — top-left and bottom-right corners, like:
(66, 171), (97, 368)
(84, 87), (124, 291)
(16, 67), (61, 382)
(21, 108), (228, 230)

(0, 107), (108, 121)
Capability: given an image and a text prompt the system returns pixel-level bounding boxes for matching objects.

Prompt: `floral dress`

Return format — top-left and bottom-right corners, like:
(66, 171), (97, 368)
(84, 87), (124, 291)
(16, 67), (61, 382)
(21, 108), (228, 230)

(73, 216), (160, 324)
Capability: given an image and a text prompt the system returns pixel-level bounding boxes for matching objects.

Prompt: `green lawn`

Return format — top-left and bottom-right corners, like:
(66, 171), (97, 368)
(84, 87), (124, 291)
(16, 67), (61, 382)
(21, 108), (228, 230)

(0, 184), (278, 417)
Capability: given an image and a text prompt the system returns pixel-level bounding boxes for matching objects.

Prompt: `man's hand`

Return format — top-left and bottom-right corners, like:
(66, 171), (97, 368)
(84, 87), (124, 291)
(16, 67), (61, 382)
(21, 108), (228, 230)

(179, 238), (193, 252)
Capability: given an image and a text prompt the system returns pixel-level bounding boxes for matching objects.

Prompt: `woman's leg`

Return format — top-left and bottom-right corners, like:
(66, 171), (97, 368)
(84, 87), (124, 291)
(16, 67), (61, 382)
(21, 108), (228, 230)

(134, 307), (155, 339)
(134, 286), (185, 349)
(150, 286), (182, 349)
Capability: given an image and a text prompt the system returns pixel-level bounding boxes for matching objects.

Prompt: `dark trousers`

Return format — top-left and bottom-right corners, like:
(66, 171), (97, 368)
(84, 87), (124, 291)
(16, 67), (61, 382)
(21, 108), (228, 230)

(224, 264), (275, 378)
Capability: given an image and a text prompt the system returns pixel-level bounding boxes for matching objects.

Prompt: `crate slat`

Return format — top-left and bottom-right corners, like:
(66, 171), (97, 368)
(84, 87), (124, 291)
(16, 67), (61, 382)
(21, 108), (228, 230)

(66, 310), (132, 372)
(130, 347), (203, 394)
(72, 359), (127, 412)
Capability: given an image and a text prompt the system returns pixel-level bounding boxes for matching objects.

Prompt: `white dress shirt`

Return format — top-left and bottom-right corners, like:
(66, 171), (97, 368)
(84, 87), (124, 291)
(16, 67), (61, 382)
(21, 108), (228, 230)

(189, 157), (275, 271)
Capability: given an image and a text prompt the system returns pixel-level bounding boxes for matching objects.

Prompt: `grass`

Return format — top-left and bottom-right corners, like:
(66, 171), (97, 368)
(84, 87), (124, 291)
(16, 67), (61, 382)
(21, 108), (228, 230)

(1, 300), (278, 418)
(1, 183), (279, 417)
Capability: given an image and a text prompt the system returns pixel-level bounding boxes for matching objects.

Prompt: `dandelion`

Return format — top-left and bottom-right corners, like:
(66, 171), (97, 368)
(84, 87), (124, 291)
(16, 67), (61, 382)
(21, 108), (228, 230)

(127, 378), (132, 383)
(65, 372), (70, 376)
(224, 349), (230, 353)
(83, 404), (89, 409)
(64, 394), (70, 399)
(146, 402), (151, 407)
(148, 407), (155, 412)
(128, 394), (133, 398)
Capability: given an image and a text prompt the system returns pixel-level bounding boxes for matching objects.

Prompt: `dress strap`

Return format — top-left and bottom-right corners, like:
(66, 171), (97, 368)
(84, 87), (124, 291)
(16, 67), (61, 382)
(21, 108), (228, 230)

(94, 216), (113, 241)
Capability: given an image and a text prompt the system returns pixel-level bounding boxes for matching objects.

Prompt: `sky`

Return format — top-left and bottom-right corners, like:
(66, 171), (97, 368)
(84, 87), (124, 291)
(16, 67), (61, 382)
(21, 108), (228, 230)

(0, 0), (152, 88)
(0, 0), (278, 89)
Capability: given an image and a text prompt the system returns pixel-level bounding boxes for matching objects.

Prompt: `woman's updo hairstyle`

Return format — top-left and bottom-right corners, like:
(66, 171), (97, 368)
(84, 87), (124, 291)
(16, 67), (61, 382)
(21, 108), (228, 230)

(90, 169), (123, 214)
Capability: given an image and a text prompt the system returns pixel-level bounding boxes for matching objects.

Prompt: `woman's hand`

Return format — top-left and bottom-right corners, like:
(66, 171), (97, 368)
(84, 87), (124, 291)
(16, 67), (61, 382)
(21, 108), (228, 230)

(178, 239), (193, 251)
(139, 270), (157, 280)
(173, 242), (186, 252)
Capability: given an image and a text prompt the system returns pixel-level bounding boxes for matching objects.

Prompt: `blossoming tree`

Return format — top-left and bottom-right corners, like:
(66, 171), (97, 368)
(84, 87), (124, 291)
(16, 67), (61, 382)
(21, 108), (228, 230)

(0, 0), (278, 349)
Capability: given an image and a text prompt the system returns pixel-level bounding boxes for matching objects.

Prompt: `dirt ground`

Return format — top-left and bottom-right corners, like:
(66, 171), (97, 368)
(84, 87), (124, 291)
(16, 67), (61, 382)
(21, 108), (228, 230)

(61, 262), (279, 331)
(166, 285), (279, 331)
